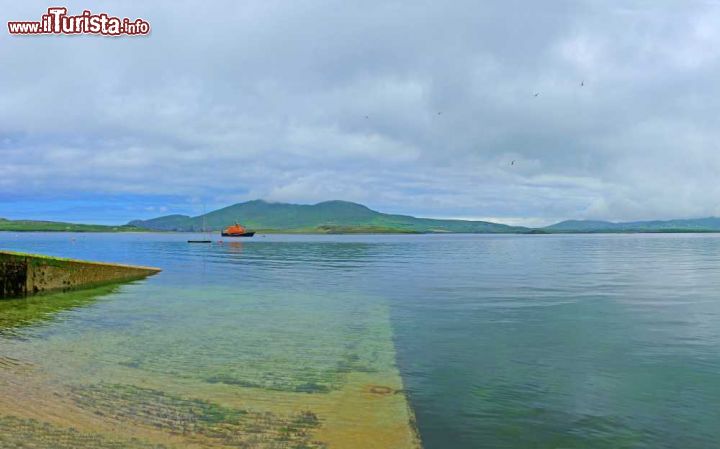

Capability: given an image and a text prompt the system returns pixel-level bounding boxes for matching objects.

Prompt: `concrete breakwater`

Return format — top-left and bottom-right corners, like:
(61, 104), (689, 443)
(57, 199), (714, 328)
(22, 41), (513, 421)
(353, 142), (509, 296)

(0, 250), (161, 299)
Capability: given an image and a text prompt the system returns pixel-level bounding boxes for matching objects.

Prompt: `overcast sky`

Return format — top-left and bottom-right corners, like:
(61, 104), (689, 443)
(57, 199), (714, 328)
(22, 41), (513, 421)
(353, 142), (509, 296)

(2, 1), (720, 226)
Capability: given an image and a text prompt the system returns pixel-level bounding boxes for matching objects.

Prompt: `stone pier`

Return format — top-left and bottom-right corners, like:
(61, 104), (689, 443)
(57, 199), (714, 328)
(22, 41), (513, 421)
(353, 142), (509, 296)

(0, 250), (161, 299)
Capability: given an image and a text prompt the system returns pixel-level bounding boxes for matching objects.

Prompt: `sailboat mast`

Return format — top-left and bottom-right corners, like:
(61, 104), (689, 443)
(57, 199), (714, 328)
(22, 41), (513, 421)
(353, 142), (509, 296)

(203, 204), (209, 237)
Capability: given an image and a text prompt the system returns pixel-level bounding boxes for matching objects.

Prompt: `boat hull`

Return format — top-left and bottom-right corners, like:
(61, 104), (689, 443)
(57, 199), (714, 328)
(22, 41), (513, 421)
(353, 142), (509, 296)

(221, 231), (255, 237)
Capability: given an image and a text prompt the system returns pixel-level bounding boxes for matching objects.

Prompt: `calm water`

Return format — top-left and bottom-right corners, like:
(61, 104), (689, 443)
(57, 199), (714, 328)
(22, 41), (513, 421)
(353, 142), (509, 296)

(1, 232), (720, 448)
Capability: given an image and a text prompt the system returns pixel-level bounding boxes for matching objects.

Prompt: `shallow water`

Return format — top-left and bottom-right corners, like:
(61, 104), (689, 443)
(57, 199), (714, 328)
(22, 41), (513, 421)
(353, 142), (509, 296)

(1, 233), (720, 448)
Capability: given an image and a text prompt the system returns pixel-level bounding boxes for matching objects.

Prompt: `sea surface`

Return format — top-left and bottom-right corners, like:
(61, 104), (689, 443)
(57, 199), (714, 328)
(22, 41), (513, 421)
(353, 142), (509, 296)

(1, 232), (720, 448)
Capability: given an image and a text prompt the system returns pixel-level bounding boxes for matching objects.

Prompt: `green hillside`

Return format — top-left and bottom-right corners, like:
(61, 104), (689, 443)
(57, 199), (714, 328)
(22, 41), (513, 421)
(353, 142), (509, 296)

(0, 218), (147, 232)
(7, 206), (720, 234)
(543, 217), (720, 233)
(129, 200), (531, 234)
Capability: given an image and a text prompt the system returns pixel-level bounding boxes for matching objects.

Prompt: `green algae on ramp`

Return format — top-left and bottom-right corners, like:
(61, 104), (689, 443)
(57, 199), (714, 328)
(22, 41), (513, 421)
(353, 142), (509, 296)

(0, 416), (169, 449)
(0, 250), (160, 299)
(0, 284), (421, 449)
(70, 384), (325, 449)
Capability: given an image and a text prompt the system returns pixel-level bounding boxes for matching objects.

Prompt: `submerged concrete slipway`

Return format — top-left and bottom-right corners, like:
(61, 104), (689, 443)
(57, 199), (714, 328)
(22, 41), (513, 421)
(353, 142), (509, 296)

(0, 236), (421, 449)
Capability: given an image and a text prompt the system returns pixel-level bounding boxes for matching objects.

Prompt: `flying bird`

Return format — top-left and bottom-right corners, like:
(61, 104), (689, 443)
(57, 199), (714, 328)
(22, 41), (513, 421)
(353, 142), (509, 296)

(511, 160), (515, 166)
(580, 80), (584, 87)
(533, 92), (540, 97)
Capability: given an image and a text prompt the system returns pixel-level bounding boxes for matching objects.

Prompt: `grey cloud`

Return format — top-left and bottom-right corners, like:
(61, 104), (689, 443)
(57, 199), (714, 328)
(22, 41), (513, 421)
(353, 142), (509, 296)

(1, 0), (719, 225)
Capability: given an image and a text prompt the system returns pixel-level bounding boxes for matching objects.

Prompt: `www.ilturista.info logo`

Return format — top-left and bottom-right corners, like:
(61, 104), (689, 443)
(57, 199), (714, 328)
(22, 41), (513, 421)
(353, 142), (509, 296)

(8, 7), (150, 36)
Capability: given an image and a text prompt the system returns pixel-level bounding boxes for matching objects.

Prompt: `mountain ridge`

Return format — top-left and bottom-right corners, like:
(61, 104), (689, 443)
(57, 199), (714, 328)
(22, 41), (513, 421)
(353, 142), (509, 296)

(129, 199), (720, 234)
(129, 199), (531, 233)
(4, 201), (720, 234)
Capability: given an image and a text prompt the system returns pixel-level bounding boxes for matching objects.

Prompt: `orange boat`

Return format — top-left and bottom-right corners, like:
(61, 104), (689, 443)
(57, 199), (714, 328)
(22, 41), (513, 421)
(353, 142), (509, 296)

(221, 222), (255, 237)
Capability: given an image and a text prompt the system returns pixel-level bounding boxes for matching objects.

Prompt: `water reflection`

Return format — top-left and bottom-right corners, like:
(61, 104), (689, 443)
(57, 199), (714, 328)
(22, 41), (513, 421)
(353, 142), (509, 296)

(0, 284), (119, 337)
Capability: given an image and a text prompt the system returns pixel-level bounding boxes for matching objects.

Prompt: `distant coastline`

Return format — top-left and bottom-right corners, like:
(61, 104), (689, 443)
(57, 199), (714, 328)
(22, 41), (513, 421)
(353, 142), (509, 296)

(0, 219), (147, 233)
(5, 199), (720, 234)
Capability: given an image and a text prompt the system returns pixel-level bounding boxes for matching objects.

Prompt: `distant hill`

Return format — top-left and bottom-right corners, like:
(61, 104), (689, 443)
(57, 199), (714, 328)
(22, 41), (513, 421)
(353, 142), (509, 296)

(129, 200), (531, 234)
(0, 218), (147, 232)
(543, 217), (720, 233)
(6, 206), (720, 234)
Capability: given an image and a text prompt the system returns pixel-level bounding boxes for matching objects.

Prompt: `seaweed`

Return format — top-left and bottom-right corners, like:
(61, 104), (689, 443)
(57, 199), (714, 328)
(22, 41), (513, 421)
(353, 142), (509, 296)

(0, 415), (167, 449)
(70, 384), (326, 448)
